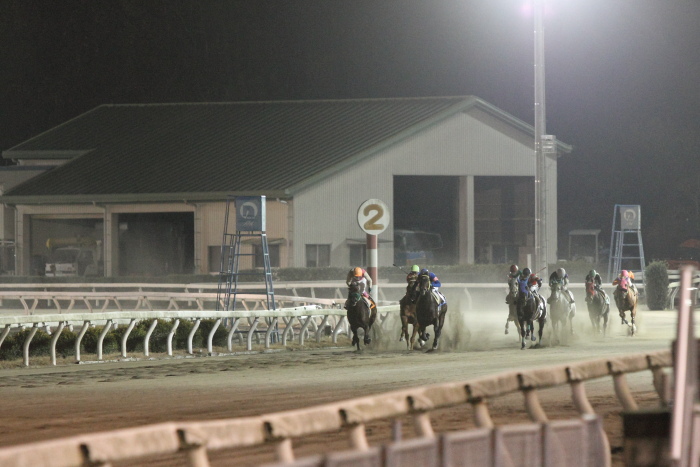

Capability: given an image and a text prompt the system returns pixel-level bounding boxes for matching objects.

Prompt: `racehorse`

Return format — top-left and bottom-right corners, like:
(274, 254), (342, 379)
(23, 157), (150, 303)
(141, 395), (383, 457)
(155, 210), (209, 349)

(516, 284), (547, 350)
(415, 272), (448, 351)
(613, 281), (638, 336)
(548, 282), (574, 344)
(586, 281), (610, 335)
(504, 277), (522, 339)
(399, 279), (422, 349)
(346, 281), (377, 351)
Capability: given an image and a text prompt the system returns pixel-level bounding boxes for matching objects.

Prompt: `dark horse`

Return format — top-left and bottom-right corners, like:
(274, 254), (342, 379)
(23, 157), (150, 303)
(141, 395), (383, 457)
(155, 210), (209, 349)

(516, 284), (547, 350)
(399, 278), (422, 350)
(346, 281), (377, 351)
(504, 277), (522, 339)
(586, 281), (610, 335)
(614, 283), (638, 336)
(415, 273), (448, 351)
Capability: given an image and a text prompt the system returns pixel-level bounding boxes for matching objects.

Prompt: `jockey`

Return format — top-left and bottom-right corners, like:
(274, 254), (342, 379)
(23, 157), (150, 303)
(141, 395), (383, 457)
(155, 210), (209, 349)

(344, 267), (376, 310)
(547, 267), (575, 305)
(505, 264), (522, 304)
(420, 268), (446, 307)
(585, 269), (609, 304)
(509, 264), (523, 280)
(518, 267), (545, 309)
(613, 270), (638, 296)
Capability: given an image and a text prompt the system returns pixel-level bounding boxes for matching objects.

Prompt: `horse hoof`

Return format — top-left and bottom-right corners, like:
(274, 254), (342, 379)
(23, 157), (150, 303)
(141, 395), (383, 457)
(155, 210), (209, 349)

(505, 329), (509, 335)
(531, 335), (536, 341)
(399, 337), (404, 342)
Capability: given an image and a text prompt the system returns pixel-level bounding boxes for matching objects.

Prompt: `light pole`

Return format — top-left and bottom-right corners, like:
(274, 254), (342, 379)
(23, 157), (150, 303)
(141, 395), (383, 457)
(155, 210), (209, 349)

(533, 0), (548, 277)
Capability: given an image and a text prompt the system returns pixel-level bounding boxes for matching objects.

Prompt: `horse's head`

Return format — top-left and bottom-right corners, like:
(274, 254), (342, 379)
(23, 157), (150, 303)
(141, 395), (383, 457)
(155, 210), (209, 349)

(586, 281), (596, 298)
(418, 273), (431, 295)
(508, 277), (519, 296)
(347, 280), (362, 305)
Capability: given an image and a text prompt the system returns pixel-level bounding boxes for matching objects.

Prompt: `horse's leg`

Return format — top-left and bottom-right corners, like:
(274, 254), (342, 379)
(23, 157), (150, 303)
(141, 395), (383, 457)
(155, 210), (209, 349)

(538, 318), (545, 345)
(409, 323), (418, 350)
(400, 315), (408, 342)
(351, 325), (360, 351)
(569, 303), (576, 335)
(603, 307), (609, 336)
(519, 319), (526, 349)
(431, 307), (448, 350)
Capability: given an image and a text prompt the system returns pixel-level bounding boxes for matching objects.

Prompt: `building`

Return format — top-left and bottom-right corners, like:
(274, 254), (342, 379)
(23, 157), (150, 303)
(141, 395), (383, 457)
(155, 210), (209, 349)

(0, 96), (571, 276)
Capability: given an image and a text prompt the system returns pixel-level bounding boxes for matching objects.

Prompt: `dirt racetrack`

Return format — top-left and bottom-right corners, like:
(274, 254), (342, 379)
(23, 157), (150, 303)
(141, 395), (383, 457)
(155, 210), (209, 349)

(0, 300), (680, 466)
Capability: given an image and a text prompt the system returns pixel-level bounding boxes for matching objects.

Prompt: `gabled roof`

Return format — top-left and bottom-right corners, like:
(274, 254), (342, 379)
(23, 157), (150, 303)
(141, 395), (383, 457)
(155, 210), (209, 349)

(1, 96), (571, 204)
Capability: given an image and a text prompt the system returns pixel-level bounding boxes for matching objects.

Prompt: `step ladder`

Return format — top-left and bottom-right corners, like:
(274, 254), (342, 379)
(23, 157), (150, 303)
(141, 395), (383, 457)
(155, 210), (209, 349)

(216, 196), (276, 313)
(607, 205), (645, 282)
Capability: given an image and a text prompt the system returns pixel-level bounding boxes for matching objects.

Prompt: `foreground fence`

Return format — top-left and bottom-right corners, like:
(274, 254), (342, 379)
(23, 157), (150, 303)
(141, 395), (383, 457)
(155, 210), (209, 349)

(0, 349), (671, 467)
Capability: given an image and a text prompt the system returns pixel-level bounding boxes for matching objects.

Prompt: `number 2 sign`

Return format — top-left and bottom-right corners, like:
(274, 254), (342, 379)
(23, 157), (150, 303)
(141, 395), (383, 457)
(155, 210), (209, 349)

(357, 199), (390, 235)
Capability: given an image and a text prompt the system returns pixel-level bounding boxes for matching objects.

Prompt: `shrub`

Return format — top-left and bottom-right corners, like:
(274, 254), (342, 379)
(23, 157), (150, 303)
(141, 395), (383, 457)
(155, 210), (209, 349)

(645, 261), (669, 310)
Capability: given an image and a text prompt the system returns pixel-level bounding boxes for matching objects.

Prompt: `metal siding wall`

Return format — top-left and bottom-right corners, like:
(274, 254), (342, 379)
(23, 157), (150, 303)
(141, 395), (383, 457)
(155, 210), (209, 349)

(293, 111), (552, 267)
(198, 200), (289, 273)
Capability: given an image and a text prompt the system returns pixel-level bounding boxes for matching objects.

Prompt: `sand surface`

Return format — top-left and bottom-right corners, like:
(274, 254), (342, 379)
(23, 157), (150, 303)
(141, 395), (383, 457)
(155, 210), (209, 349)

(0, 301), (680, 466)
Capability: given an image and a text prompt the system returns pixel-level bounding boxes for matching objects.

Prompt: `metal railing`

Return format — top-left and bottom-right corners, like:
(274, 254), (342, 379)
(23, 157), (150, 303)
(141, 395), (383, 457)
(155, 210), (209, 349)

(0, 304), (402, 367)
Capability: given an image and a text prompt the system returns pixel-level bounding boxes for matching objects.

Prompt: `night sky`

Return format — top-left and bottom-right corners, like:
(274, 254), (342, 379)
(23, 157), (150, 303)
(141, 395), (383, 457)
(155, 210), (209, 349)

(2, 0), (698, 262)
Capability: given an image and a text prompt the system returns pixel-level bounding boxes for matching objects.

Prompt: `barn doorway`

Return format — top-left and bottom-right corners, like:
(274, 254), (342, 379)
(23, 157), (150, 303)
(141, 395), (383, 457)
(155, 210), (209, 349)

(117, 212), (194, 276)
(393, 176), (460, 265)
(474, 176), (534, 264)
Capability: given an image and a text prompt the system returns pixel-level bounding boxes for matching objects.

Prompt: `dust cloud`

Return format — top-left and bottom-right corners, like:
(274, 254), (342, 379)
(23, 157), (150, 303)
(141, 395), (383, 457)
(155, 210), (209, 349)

(369, 287), (661, 353)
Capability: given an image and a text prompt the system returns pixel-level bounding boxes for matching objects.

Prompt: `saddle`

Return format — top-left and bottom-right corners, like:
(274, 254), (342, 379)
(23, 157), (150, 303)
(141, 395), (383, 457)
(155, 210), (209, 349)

(430, 289), (446, 308)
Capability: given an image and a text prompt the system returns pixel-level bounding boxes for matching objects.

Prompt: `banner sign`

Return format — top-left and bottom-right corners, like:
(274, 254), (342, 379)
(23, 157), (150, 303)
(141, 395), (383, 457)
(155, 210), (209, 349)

(236, 196), (266, 231)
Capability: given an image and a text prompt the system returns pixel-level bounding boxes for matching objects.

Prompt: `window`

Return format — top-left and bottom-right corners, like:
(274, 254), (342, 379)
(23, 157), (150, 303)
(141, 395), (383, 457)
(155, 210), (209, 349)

(306, 244), (331, 267)
(254, 244), (280, 268)
(349, 244), (366, 266)
(208, 246), (226, 273)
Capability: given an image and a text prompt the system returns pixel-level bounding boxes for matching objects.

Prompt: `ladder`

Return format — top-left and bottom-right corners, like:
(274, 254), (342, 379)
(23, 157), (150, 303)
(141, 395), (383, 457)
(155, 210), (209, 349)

(216, 196), (276, 313)
(607, 205), (646, 282)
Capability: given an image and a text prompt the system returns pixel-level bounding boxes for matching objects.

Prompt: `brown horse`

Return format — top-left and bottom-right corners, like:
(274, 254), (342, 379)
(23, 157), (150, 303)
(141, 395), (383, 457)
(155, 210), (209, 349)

(586, 281), (610, 335)
(504, 277), (522, 339)
(399, 279), (421, 349)
(614, 283), (638, 336)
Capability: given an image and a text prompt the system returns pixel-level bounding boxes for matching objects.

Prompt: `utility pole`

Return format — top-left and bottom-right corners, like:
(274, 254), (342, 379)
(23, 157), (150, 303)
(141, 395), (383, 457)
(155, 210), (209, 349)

(534, 0), (548, 278)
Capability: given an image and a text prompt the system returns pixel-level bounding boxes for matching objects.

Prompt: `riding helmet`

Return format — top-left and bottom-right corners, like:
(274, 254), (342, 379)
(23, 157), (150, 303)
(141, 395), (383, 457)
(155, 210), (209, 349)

(510, 264), (519, 273)
(557, 268), (566, 278)
(620, 270), (629, 277)
(411, 265), (420, 272)
(353, 267), (363, 276)
(589, 269), (597, 279)
(522, 267), (531, 276)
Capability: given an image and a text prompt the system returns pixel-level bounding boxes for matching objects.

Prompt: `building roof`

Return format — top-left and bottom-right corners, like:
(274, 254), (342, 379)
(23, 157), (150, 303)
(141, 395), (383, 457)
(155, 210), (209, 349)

(1, 96), (571, 204)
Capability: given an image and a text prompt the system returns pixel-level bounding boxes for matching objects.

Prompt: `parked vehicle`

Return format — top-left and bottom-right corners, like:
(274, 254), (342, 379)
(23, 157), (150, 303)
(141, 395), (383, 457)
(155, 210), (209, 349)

(393, 229), (443, 266)
(45, 237), (102, 276)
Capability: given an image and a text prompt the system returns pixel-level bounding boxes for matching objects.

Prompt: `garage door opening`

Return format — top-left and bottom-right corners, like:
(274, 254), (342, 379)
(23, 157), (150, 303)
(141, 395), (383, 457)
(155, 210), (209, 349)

(393, 176), (459, 265)
(118, 212), (194, 276)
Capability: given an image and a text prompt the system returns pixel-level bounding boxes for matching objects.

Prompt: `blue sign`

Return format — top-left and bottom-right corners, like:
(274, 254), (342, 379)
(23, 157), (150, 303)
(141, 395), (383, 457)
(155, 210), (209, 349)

(236, 196), (266, 231)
